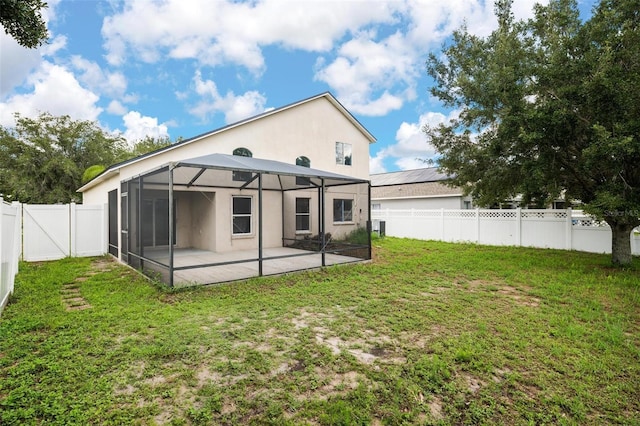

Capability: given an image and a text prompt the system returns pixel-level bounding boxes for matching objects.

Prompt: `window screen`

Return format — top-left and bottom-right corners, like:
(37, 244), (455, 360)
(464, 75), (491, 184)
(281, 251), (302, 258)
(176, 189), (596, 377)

(232, 196), (252, 235)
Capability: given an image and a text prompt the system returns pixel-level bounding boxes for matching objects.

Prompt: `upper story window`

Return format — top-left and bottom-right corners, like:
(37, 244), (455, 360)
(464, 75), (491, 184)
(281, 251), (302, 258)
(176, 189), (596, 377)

(296, 155), (311, 186)
(335, 142), (352, 166)
(232, 147), (253, 182)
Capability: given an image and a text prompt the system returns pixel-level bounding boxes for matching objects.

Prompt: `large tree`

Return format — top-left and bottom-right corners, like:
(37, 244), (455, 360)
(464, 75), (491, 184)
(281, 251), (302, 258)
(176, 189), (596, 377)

(0, 113), (129, 203)
(0, 0), (48, 48)
(425, 0), (640, 266)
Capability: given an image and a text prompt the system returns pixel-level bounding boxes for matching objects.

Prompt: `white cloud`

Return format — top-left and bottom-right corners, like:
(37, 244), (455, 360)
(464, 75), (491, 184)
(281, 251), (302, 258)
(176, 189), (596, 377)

(98, 0), (549, 118)
(70, 56), (128, 99)
(0, 33), (68, 98)
(0, 33), (42, 97)
(315, 0), (547, 116)
(101, 0), (398, 70)
(121, 111), (169, 144)
(107, 100), (127, 115)
(0, 62), (102, 127)
(372, 109), (459, 171)
(0, 0), (66, 97)
(314, 31), (416, 116)
(189, 71), (267, 124)
(369, 151), (387, 174)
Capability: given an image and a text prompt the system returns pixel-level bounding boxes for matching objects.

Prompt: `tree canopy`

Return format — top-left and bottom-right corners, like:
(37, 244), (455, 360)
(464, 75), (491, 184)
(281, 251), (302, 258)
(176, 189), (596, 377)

(0, 113), (173, 204)
(425, 0), (640, 265)
(0, 0), (48, 48)
(0, 113), (128, 203)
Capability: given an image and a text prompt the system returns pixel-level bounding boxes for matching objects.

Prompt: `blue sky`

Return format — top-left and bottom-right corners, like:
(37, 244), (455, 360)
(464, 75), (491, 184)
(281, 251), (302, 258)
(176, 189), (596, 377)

(1, 0), (596, 174)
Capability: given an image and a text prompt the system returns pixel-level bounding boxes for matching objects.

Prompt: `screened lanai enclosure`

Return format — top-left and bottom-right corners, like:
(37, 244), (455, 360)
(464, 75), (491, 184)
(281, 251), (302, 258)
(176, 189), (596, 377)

(114, 154), (371, 287)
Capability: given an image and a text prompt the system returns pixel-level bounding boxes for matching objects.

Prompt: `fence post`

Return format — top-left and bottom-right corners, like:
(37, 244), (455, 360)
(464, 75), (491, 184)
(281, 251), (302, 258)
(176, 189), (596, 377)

(11, 202), (22, 268)
(515, 208), (522, 247)
(566, 208), (573, 250)
(475, 208), (480, 243)
(103, 203), (109, 254)
(0, 197), (4, 300)
(70, 202), (76, 257)
(440, 208), (445, 241)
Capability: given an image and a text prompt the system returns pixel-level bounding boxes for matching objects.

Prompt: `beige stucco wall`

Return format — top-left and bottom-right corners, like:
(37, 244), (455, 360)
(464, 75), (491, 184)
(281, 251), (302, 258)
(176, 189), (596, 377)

(82, 95), (372, 260)
(175, 191), (216, 251)
(83, 95), (371, 203)
(282, 183), (370, 242)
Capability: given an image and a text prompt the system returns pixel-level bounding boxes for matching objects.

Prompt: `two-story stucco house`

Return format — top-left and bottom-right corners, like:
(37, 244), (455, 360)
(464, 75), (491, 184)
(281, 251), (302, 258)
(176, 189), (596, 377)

(79, 93), (375, 287)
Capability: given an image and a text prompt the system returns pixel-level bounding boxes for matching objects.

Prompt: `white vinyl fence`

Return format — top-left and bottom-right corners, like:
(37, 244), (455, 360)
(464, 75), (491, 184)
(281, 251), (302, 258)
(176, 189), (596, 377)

(1, 199), (22, 315)
(372, 208), (640, 255)
(1, 202), (107, 317)
(23, 203), (107, 262)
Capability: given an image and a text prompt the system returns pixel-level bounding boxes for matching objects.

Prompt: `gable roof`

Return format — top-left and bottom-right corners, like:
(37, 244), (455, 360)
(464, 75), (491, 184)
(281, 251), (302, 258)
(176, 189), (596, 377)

(78, 92), (375, 193)
(370, 167), (450, 187)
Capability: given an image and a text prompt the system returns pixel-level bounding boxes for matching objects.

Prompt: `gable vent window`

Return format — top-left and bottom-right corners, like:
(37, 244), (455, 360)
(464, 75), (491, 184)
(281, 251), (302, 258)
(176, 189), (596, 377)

(335, 142), (352, 166)
(296, 155), (311, 186)
(232, 147), (253, 181)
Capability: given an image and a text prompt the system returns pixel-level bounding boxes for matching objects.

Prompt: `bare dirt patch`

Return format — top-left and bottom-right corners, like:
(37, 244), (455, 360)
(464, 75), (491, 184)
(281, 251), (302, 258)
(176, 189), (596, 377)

(399, 324), (447, 349)
(291, 308), (336, 330)
(91, 258), (116, 271)
(195, 366), (223, 386)
(461, 372), (485, 393)
(492, 367), (512, 383)
(114, 384), (136, 396)
(297, 369), (363, 401)
(497, 286), (540, 307)
(429, 396), (444, 420)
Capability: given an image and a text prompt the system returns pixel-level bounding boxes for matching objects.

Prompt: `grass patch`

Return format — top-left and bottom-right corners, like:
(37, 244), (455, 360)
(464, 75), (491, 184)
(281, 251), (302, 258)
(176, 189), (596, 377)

(0, 240), (639, 424)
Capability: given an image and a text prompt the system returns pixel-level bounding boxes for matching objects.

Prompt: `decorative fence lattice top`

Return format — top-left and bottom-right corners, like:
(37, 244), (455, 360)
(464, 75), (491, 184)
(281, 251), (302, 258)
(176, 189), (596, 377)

(521, 210), (568, 219)
(372, 208), (614, 229)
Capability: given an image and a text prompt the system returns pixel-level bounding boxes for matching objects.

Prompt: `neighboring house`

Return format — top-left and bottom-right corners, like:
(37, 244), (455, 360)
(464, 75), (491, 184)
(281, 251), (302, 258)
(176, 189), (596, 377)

(79, 93), (375, 286)
(370, 168), (473, 211)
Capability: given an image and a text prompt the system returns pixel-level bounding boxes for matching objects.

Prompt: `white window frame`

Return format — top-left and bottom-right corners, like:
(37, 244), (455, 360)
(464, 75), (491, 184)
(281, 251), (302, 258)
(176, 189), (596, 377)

(232, 195), (253, 236)
(335, 142), (352, 166)
(333, 198), (354, 224)
(295, 197), (311, 233)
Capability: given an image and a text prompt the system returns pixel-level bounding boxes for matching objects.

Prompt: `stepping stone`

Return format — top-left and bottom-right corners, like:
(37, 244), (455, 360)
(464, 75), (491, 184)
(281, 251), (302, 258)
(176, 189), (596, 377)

(66, 304), (91, 311)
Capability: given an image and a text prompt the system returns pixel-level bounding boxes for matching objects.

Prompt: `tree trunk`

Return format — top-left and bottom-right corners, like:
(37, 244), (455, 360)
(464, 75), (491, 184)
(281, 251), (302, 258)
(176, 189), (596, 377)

(609, 221), (636, 266)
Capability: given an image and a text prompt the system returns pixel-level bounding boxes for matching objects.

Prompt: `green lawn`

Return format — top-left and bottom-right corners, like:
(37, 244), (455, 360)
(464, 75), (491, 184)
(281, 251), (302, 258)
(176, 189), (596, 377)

(1, 238), (639, 425)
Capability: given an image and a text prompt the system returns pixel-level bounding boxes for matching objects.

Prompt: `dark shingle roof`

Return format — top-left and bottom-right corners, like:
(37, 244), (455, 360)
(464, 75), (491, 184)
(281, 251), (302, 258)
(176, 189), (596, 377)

(370, 168), (450, 187)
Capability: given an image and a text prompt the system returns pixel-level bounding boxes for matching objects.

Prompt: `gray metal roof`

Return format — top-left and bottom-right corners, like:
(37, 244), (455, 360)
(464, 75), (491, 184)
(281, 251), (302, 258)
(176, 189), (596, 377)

(131, 153), (368, 191)
(370, 168), (450, 187)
